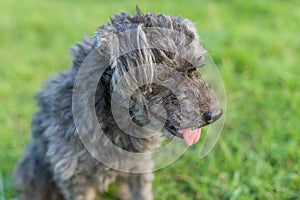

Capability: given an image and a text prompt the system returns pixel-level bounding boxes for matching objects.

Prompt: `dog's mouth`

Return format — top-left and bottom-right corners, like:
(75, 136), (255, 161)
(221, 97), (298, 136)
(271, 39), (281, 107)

(164, 120), (201, 146)
(147, 106), (222, 146)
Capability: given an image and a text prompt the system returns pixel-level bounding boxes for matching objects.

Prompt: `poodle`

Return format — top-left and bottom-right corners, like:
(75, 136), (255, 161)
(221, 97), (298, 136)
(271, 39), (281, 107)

(14, 8), (222, 200)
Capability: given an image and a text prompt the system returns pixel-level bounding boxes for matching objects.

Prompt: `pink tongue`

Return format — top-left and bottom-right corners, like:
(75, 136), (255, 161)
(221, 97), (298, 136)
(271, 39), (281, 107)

(182, 128), (201, 146)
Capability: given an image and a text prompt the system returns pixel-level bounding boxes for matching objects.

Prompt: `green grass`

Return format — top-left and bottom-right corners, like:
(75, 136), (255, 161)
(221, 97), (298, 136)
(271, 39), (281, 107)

(0, 0), (299, 199)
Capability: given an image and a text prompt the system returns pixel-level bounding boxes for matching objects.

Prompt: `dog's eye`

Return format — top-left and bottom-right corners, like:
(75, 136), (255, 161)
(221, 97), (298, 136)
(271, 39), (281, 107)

(158, 72), (169, 81)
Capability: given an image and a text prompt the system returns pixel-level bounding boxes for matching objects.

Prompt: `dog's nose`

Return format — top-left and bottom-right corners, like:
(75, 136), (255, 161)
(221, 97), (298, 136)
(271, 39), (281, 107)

(204, 109), (223, 124)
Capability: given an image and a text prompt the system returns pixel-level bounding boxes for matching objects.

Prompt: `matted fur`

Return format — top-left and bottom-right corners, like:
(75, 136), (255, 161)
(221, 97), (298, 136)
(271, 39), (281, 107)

(14, 8), (221, 200)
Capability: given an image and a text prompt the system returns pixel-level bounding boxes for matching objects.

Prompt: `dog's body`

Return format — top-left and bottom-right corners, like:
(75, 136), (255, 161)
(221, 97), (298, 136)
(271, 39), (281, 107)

(14, 9), (222, 200)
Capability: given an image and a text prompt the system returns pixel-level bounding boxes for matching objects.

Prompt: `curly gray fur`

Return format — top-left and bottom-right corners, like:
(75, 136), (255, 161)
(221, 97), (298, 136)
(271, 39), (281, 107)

(14, 8), (222, 200)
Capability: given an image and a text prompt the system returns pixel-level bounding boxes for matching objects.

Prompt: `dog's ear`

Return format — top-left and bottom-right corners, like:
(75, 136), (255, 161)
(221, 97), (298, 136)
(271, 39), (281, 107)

(93, 25), (120, 69)
(102, 25), (155, 96)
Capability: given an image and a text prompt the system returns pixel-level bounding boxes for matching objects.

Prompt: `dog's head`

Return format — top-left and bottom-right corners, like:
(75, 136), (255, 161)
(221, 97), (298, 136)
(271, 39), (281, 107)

(91, 9), (222, 146)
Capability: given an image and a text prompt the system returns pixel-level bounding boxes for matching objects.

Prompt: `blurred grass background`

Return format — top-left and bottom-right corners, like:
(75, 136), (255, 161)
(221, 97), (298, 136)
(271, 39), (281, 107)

(0, 0), (299, 199)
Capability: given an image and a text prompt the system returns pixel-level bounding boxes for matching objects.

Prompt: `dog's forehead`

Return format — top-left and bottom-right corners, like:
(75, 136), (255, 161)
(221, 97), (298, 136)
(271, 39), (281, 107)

(95, 12), (206, 62)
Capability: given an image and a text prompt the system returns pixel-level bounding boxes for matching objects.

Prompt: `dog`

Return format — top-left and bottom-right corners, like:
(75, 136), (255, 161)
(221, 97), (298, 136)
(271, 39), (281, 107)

(14, 8), (222, 200)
